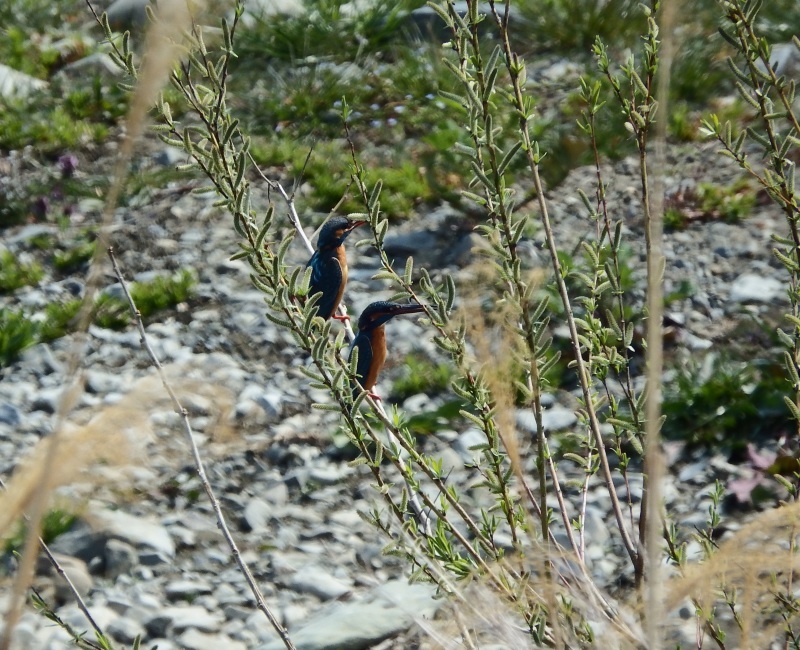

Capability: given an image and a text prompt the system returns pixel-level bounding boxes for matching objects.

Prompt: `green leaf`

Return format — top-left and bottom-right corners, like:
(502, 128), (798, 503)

(404, 256), (414, 285)
(784, 395), (800, 422)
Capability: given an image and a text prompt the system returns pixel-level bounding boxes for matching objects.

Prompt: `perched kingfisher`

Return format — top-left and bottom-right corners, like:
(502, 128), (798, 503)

(349, 301), (426, 399)
(306, 216), (367, 321)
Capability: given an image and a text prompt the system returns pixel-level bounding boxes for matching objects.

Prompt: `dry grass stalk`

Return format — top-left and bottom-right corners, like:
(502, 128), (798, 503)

(2, 1), (223, 646)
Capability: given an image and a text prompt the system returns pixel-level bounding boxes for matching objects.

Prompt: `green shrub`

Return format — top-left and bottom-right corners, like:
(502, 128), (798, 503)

(662, 353), (789, 450)
(39, 299), (82, 343)
(234, 0), (424, 64)
(392, 354), (453, 400)
(517, 0), (646, 53)
(130, 269), (195, 318)
(53, 241), (96, 273)
(3, 508), (76, 555)
(0, 308), (38, 367)
(0, 250), (44, 293)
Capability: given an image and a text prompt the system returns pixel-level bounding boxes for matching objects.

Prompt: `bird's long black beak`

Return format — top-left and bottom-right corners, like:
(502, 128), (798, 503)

(345, 220), (368, 233)
(388, 303), (425, 316)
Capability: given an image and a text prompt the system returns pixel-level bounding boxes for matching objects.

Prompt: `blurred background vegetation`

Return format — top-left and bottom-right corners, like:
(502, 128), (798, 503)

(1, 0), (799, 465)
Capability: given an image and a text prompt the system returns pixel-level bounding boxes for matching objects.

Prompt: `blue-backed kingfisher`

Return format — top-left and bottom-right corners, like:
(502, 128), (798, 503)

(349, 301), (426, 398)
(306, 216), (367, 321)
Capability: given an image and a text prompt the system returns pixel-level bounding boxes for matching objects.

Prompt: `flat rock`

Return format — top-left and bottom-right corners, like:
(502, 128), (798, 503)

(729, 273), (784, 303)
(89, 508), (175, 559)
(515, 406), (577, 433)
(178, 628), (247, 650)
(288, 565), (352, 600)
(256, 579), (440, 650)
(104, 538), (138, 579)
(144, 605), (223, 637)
(0, 402), (21, 426)
(108, 616), (146, 645)
(0, 64), (46, 100)
(165, 578), (214, 601)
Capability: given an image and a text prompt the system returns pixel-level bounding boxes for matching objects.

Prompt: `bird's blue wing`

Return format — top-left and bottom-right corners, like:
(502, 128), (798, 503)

(307, 250), (324, 287)
(307, 253), (343, 320)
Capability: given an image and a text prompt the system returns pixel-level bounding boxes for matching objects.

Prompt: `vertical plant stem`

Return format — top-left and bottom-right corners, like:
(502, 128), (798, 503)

(491, 32), (639, 573)
(642, 0), (677, 645)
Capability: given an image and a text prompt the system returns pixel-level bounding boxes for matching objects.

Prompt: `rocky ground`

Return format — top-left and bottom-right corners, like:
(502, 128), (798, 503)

(0, 126), (792, 649)
(1, 2), (799, 650)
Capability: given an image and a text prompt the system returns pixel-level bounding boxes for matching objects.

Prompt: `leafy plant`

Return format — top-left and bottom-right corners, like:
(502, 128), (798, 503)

(234, 0), (424, 64)
(3, 508), (76, 555)
(517, 0), (647, 53)
(38, 299), (82, 343)
(0, 95), (110, 152)
(44, 0), (800, 647)
(0, 250), (44, 293)
(391, 353), (453, 400)
(129, 269), (195, 319)
(53, 240), (96, 273)
(36, 271), (195, 342)
(663, 353), (789, 450)
(0, 308), (38, 367)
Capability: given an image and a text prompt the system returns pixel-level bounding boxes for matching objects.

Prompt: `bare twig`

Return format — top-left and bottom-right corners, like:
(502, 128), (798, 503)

(107, 247), (296, 650)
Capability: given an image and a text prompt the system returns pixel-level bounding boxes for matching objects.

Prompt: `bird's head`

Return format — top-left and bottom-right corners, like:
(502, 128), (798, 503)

(356, 301), (426, 332)
(317, 216), (367, 249)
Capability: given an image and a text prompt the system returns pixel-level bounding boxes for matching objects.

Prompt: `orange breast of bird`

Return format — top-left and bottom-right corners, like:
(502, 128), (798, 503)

(363, 325), (386, 391)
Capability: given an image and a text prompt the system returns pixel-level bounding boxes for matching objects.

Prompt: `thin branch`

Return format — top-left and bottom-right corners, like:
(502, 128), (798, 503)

(107, 247), (296, 650)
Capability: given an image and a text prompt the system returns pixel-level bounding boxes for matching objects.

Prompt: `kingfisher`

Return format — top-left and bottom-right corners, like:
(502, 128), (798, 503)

(306, 216), (367, 321)
(349, 301), (426, 399)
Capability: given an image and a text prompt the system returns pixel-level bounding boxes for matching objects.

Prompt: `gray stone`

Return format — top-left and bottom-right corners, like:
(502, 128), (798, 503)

(30, 387), (62, 414)
(582, 507), (610, 547)
(452, 427), (487, 462)
(145, 605), (223, 637)
(543, 406), (577, 431)
(730, 273), (784, 303)
(178, 628), (247, 650)
(242, 497), (273, 533)
(85, 370), (124, 394)
(90, 508), (175, 559)
(165, 579), (213, 601)
(678, 461), (707, 483)
(105, 0), (149, 29)
(256, 579), (440, 650)
(154, 146), (186, 167)
(108, 617), (146, 645)
(41, 554), (93, 604)
(0, 402), (21, 426)
(308, 464), (351, 486)
(756, 42), (800, 77)
(400, 393), (432, 412)
(0, 64), (47, 100)
(516, 406), (577, 434)
(408, 3), (518, 41)
(4, 224), (55, 245)
(288, 565), (352, 600)
(104, 538), (138, 579)
(47, 523), (106, 568)
(257, 389), (284, 418)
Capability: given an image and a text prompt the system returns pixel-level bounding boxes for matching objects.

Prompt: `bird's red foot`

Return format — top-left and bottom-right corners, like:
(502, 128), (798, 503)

(333, 313), (351, 322)
(368, 392), (382, 402)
